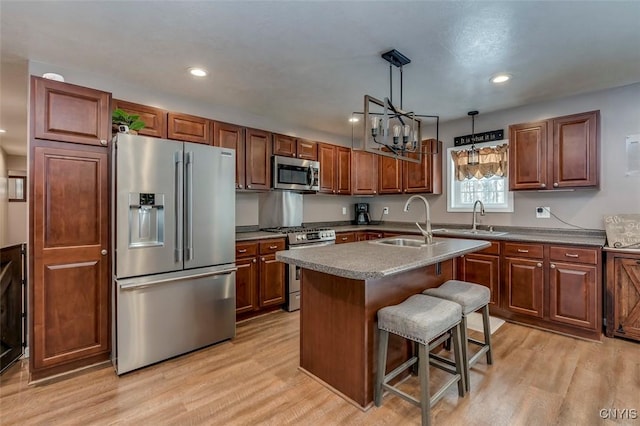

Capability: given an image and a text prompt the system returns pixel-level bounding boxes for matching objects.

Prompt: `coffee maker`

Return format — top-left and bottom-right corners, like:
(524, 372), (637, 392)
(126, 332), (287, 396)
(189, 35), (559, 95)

(355, 203), (371, 225)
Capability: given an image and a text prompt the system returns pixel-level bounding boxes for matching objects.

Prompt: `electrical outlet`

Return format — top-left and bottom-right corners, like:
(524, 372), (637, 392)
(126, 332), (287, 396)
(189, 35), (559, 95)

(342, 207), (347, 215)
(383, 207), (389, 215)
(536, 206), (550, 219)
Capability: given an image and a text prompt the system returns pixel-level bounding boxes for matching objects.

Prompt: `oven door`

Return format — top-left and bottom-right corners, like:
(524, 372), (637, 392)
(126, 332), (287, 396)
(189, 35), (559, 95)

(286, 240), (334, 311)
(273, 155), (320, 191)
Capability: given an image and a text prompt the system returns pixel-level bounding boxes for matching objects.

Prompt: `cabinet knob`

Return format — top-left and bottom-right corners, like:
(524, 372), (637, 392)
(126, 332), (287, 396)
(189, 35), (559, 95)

(373, 190), (377, 194)
(253, 259), (257, 263)
(261, 257), (265, 261)
(333, 190), (336, 193)
(100, 139), (107, 146)
(550, 264), (556, 269)
(553, 182), (559, 187)
(101, 249), (108, 256)
(537, 262), (542, 267)
(247, 185), (251, 189)
(540, 183), (546, 188)
(238, 184), (243, 189)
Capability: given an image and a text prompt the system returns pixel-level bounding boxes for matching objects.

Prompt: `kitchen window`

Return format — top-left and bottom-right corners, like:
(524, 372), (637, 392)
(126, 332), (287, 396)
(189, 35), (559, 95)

(447, 141), (514, 212)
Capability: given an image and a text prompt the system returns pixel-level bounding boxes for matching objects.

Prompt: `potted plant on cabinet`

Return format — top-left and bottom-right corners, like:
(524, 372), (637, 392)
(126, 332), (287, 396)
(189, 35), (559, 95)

(112, 108), (146, 134)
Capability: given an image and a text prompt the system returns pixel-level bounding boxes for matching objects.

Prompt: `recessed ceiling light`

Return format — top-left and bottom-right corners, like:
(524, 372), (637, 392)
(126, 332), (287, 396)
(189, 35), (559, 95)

(491, 74), (511, 84)
(0, 129), (6, 133)
(189, 68), (208, 77)
(348, 117), (359, 123)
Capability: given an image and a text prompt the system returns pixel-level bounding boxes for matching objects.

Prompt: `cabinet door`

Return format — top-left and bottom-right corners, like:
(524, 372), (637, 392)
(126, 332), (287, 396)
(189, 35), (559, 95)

(509, 121), (548, 190)
(259, 254), (285, 307)
(235, 257), (258, 314)
(213, 121), (245, 190)
(403, 139), (442, 194)
(549, 262), (597, 330)
(31, 143), (110, 371)
(552, 111), (599, 189)
(378, 155), (403, 194)
(318, 143), (336, 194)
(351, 150), (378, 195)
(612, 258), (640, 340)
(503, 257), (544, 317)
(356, 231), (368, 242)
(367, 232), (384, 240)
(245, 128), (272, 190)
(458, 254), (500, 306)
(273, 134), (296, 157)
(112, 99), (167, 138)
(296, 139), (317, 160)
(167, 112), (211, 144)
(32, 77), (111, 146)
(336, 146), (352, 195)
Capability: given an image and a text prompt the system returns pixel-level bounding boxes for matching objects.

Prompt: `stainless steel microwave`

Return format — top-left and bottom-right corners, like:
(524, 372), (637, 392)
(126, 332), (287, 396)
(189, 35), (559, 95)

(272, 155), (320, 191)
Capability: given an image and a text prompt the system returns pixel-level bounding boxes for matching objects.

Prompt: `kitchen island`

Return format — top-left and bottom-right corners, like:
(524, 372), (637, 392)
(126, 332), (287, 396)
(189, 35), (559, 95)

(276, 236), (490, 409)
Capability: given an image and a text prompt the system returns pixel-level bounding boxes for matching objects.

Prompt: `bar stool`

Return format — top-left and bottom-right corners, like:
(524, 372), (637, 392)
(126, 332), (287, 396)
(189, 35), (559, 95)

(423, 280), (493, 392)
(375, 294), (466, 426)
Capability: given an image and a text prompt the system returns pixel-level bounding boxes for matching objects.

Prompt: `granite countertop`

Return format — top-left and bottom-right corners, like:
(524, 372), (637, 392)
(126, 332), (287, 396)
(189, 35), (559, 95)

(276, 236), (490, 280)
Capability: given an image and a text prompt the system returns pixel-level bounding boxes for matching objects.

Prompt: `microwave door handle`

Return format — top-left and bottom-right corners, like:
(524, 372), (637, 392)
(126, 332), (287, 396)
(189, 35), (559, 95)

(307, 165), (313, 188)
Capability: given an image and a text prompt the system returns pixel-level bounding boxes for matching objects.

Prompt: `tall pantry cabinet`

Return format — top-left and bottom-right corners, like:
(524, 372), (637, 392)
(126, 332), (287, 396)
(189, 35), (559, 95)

(29, 76), (111, 380)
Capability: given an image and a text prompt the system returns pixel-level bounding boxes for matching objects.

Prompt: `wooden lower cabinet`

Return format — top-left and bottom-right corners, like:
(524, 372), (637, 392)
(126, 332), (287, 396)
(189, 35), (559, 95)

(503, 257), (544, 318)
(458, 253), (500, 307)
(335, 232), (356, 244)
(549, 262), (598, 330)
(606, 251), (640, 341)
(30, 141), (110, 379)
(235, 238), (285, 319)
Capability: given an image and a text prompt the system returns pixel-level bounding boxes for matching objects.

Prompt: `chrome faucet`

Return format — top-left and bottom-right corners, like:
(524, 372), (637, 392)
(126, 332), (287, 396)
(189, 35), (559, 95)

(472, 200), (486, 232)
(403, 195), (433, 245)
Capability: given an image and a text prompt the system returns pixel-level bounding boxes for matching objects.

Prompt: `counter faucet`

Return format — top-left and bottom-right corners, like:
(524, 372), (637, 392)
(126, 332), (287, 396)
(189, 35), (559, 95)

(472, 200), (485, 232)
(403, 195), (433, 245)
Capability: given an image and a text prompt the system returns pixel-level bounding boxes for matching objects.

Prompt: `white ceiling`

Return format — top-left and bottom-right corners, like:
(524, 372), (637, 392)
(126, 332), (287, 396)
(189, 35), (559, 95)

(2, 1), (640, 157)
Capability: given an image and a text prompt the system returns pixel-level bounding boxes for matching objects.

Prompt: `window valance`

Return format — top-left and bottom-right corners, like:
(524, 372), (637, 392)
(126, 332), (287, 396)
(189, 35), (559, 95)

(451, 143), (508, 181)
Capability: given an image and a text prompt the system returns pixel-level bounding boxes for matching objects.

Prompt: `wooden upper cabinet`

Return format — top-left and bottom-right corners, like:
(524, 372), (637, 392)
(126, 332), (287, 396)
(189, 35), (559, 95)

(351, 150), (378, 195)
(403, 139), (442, 194)
(378, 154), (403, 194)
(31, 76), (111, 147)
(167, 112), (211, 144)
(318, 143), (336, 194)
(213, 121), (245, 190)
(336, 146), (351, 195)
(31, 142), (110, 376)
(273, 134), (317, 160)
(509, 110), (599, 191)
(552, 110), (599, 189)
(112, 99), (167, 138)
(245, 128), (272, 190)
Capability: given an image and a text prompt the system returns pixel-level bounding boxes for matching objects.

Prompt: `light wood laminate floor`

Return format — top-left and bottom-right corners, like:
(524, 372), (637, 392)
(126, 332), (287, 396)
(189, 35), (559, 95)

(1, 311), (638, 425)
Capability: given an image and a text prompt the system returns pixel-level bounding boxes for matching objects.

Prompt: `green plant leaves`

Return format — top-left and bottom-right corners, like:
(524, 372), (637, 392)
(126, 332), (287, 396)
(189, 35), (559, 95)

(112, 108), (146, 131)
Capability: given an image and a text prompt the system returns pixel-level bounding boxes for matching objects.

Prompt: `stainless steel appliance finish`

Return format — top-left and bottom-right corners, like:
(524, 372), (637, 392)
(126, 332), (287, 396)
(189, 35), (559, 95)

(263, 226), (336, 311)
(112, 133), (236, 375)
(259, 191), (303, 229)
(116, 265), (236, 375)
(272, 155), (320, 191)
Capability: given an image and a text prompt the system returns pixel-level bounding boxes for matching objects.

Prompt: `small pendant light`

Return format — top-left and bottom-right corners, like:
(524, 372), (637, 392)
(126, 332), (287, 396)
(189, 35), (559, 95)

(467, 110), (479, 166)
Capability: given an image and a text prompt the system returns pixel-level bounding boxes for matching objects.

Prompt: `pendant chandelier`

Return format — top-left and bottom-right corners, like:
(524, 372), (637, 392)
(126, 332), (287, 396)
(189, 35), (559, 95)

(467, 110), (479, 166)
(352, 49), (439, 164)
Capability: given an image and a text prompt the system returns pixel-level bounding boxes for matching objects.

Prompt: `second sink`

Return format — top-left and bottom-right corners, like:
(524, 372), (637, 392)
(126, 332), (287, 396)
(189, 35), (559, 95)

(372, 238), (442, 248)
(432, 228), (508, 237)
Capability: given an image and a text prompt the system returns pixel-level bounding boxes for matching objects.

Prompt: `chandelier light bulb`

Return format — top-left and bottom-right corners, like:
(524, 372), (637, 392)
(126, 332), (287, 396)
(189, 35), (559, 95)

(371, 116), (380, 137)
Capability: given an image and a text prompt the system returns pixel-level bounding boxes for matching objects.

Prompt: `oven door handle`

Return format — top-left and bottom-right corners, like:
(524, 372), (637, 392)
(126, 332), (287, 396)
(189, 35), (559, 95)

(288, 241), (335, 250)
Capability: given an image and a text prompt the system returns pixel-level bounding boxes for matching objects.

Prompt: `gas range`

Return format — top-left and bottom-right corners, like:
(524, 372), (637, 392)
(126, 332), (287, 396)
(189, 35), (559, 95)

(263, 226), (336, 246)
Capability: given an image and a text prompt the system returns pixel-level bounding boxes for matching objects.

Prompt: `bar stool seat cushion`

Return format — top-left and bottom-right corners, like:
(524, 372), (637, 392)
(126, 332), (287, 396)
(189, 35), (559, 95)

(423, 280), (490, 315)
(377, 294), (462, 345)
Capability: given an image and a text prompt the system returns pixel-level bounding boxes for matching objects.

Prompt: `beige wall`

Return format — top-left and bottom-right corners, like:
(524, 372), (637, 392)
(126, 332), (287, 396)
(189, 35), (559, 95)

(0, 148), (8, 247)
(6, 155), (27, 245)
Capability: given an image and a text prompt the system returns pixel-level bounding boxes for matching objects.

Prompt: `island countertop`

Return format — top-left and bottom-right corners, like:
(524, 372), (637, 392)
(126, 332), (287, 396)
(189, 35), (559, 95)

(276, 235), (490, 280)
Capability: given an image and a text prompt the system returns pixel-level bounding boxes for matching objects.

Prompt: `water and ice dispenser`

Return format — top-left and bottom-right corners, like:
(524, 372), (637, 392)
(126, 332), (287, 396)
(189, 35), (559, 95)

(128, 192), (165, 247)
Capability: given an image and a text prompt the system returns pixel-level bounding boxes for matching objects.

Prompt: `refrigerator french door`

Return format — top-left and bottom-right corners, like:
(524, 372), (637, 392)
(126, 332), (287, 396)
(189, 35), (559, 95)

(113, 134), (236, 375)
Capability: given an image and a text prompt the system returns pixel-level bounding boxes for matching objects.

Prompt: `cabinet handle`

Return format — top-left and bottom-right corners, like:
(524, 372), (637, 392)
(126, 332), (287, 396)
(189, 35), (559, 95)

(553, 182), (559, 187)
(269, 245), (278, 249)
(247, 185), (251, 189)
(333, 190), (336, 193)
(564, 253), (579, 258)
(238, 184), (243, 189)
(517, 249), (529, 253)
(550, 264), (556, 269)
(261, 257), (265, 261)
(341, 237), (348, 241)
(100, 139), (108, 146)
(536, 263), (542, 267)
(253, 259), (257, 263)
(101, 249), (108, 256)
(541, 183), (546, 188)
(238, 249), (247, 253)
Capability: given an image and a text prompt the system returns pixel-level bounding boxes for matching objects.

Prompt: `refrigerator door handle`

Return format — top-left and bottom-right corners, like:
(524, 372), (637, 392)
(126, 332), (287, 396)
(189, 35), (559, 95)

(175, 151), (184, 263)
(118, 267), (238, 290)
(185, 151), (194, 261)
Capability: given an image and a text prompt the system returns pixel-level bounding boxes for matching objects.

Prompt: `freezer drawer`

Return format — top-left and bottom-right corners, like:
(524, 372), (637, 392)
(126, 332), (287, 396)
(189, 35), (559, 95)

(114, 265), (236, 375)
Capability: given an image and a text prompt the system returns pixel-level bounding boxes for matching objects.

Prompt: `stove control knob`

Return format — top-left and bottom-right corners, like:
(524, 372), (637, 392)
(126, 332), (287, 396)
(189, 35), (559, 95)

(296, 235), (302, 240)
(302, 235), (307, 240)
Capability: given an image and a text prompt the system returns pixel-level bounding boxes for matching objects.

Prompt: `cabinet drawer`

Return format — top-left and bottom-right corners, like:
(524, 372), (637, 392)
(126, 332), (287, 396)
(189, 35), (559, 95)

(236, 242), (258, 258)
(549, 246), (598, 265)
(476, 241), (500, 255)
(503, 242), (544, 259)
(336, 232), (356, 244)
(259, 239), (286, 254)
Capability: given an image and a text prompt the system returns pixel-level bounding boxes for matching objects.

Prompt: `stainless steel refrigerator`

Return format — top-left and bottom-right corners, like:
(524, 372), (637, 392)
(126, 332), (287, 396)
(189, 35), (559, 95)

(112, 133), (236, 375)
